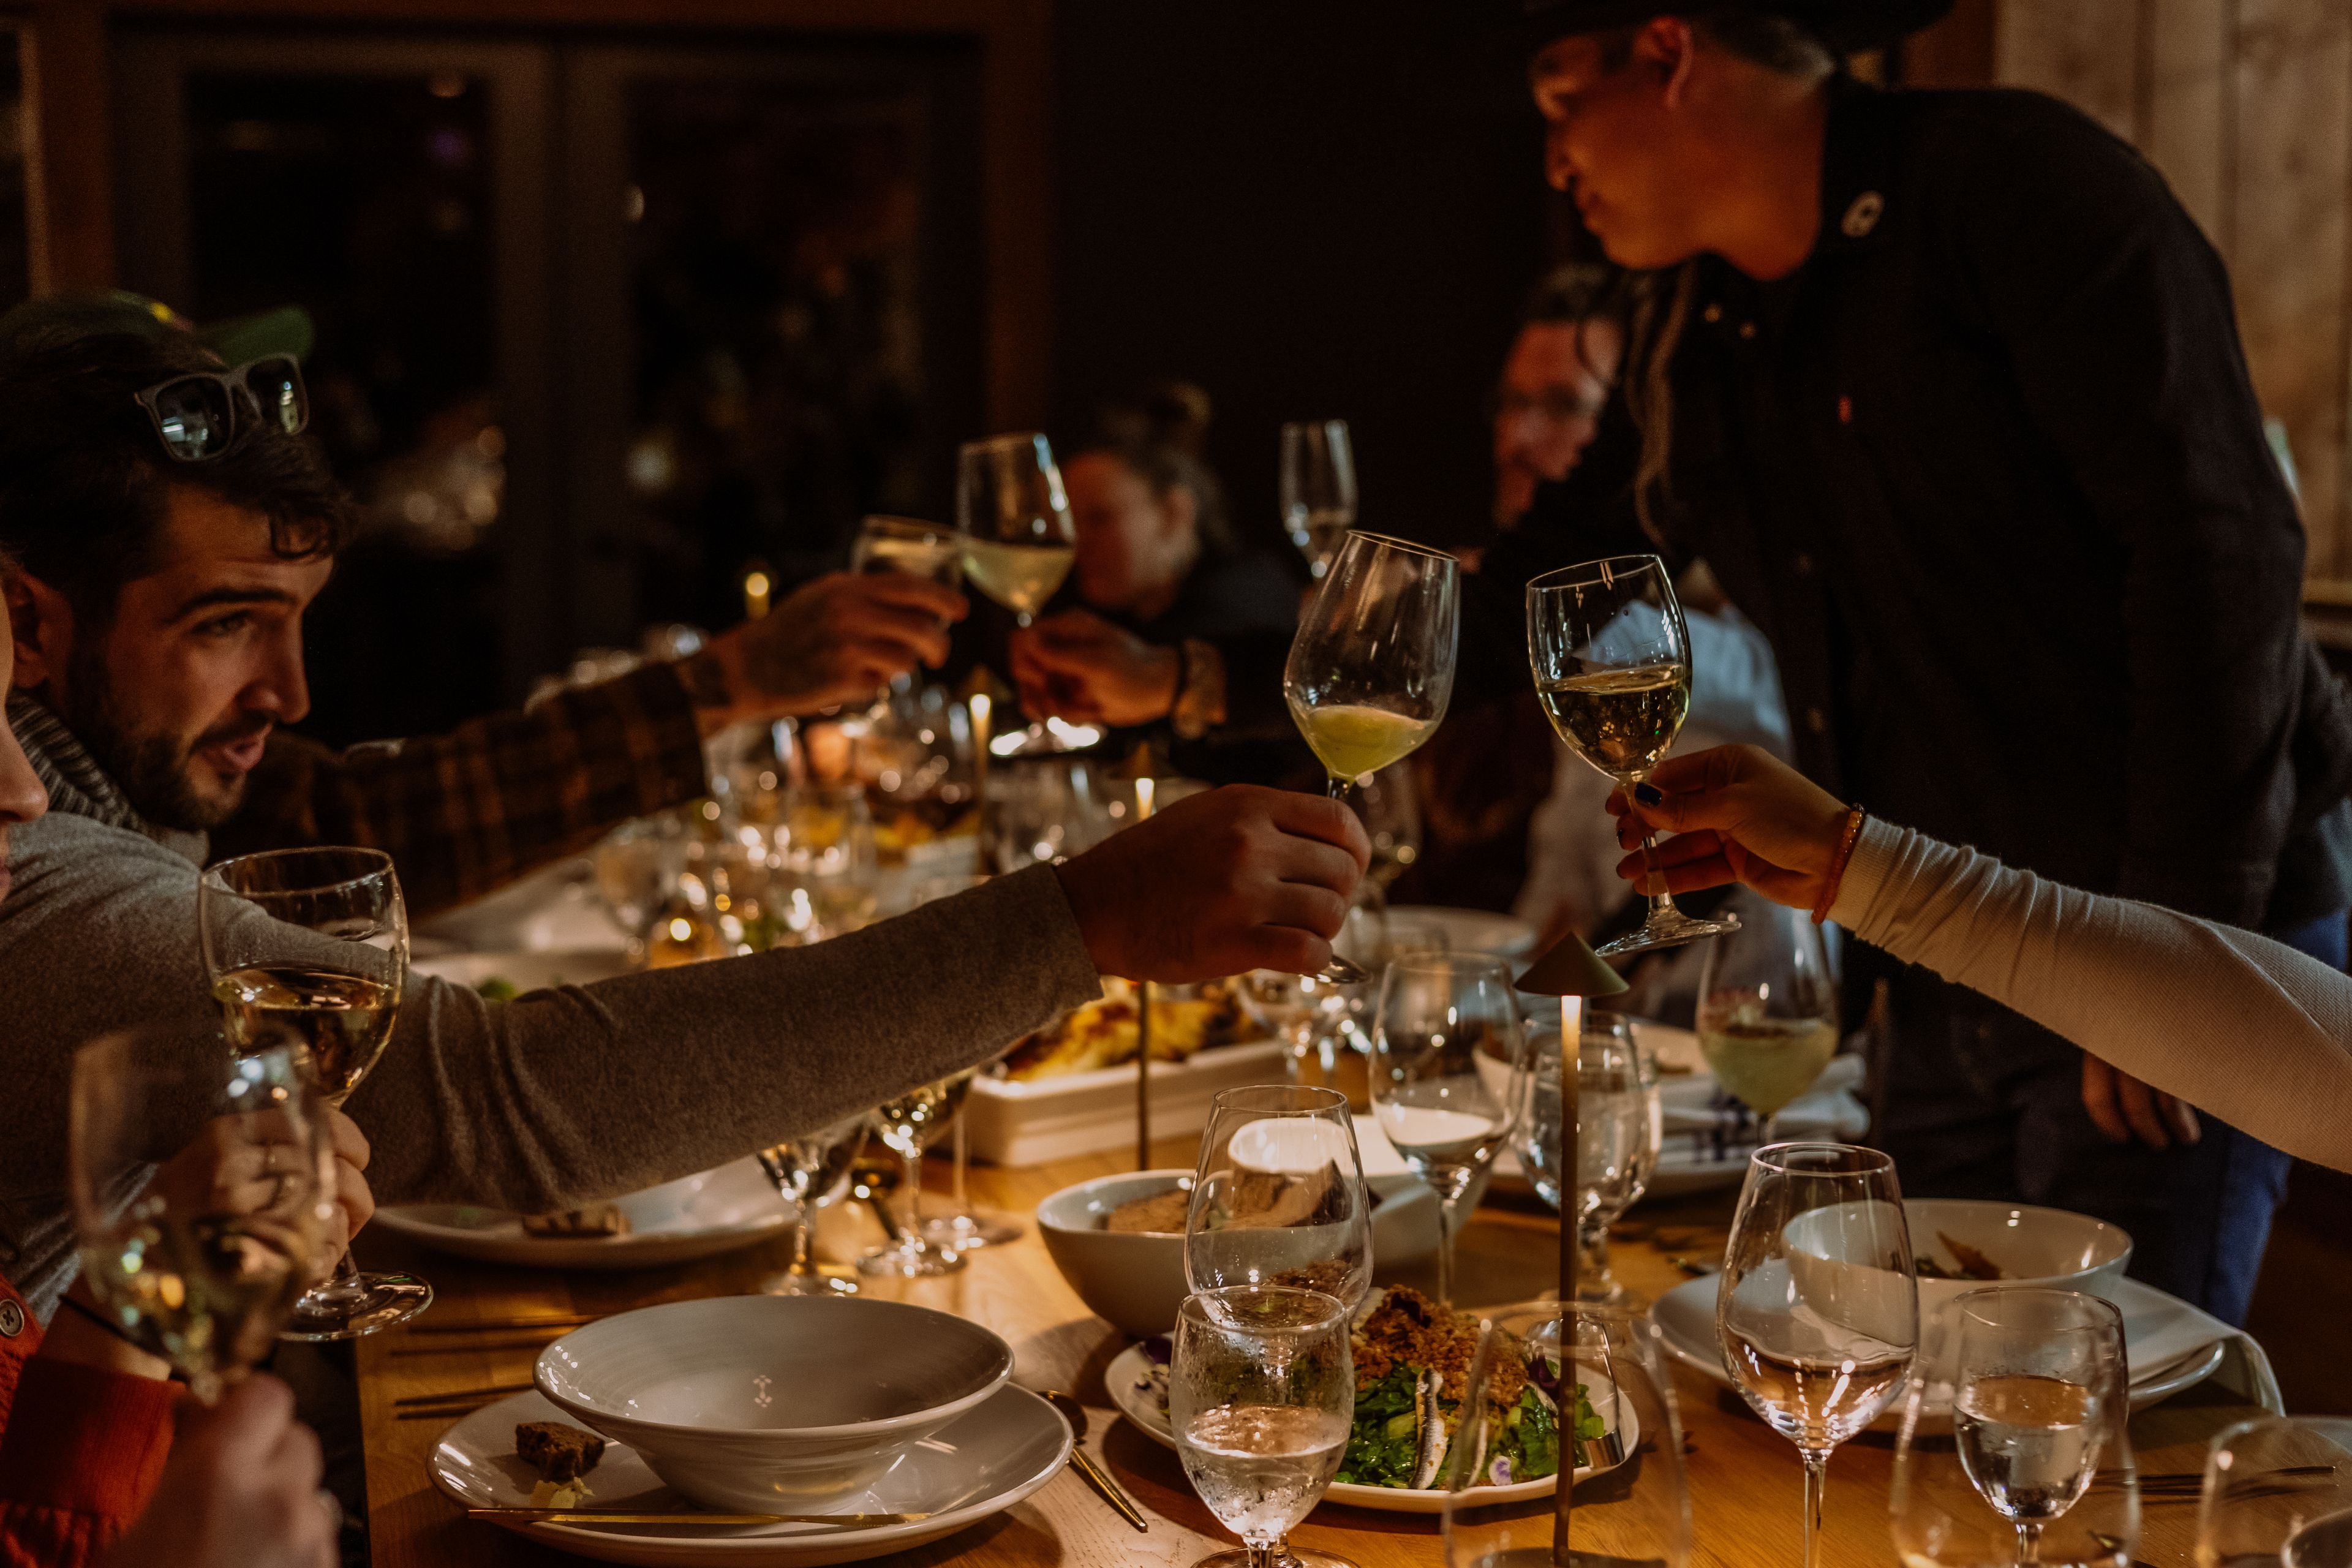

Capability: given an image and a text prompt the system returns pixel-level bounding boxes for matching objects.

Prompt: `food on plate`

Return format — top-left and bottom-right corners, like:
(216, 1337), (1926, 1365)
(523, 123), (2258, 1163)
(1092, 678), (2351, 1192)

(1915, 1231), (2007, 1281)
(1000, 979), (1253, 1080)
(1339, 1287), (1602, 1490)
(516, 1420), (606, 1507)
(519, 1205), (631, 1240)
(1106, 1188), (1191, 1234)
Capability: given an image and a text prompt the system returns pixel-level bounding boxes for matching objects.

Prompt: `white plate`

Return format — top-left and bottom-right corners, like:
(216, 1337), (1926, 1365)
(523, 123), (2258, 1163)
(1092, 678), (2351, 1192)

(1104, 1342), (1632, 1515)
(374, 1159), (791, 1269)
(1387, 905), (1539, 959)
(1648, 1273), (2231, 1430)
(429, 1387), (1071, 1566)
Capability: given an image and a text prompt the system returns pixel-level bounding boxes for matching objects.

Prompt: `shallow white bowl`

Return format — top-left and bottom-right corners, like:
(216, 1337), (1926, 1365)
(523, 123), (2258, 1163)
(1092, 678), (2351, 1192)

(534, 1296), (1014, 1512)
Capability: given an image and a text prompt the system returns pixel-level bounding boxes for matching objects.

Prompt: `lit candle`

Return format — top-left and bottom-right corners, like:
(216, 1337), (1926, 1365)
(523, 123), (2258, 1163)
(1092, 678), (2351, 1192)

(968, 691), (992, 826)
(1134, 774), (1156, 1170)
(1559, 991), (1581, 1555)
(742, 567), (772, 620)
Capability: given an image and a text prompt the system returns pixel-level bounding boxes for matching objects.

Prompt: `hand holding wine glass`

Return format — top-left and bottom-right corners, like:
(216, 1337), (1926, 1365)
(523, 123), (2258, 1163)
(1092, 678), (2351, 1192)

(1285, 530), (1458, 982)
(1528, 554), (1735, 956)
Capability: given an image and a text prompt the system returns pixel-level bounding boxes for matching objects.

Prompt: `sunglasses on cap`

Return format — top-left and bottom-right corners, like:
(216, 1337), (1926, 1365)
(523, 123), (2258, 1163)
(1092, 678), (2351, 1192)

(132, 354), (309, 462)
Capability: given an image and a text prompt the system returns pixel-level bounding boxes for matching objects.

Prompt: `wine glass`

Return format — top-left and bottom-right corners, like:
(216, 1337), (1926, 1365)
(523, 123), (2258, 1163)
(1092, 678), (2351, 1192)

(899, 873), (1024, 1250)
(1697, 887), (1839, 1140)
(1526, 554), (1736, 956)
(1286, 530), (1458, 982)
(198, 846), (430, 1339)
(590, 813), (687, 962)
(1357, 763), (1423, 892)
(1370, 952), (1530, 1305)
(957, 431), (1076, 628)
(1170, 1284), (1358, 1568)
(1719, 1142), (1918, 1568)
(1280, 419), (1358, 580)
(771, 783), (880, 942)
(2195, 1417), (2352, 1568)
(1442, 1302), (1694, 1568)
(1186, 1085), (1373, 1311)
(1893, 1287), (2136, 1568)
(844, 514), (965, 733)
(1519, 1009), (1662, 1303)
(69, 1030), (335, 1404)
(858, 1068), (979, 1278)
(756, 1114), (869, 1297)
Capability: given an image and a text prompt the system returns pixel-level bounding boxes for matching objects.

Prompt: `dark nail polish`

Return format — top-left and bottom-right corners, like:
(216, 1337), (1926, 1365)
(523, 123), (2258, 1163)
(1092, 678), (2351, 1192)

(1634, 783), (1663, 806)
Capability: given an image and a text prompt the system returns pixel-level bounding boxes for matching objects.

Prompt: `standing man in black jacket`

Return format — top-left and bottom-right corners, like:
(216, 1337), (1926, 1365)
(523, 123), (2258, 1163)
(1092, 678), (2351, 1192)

(1018, 0), (2352, 1324)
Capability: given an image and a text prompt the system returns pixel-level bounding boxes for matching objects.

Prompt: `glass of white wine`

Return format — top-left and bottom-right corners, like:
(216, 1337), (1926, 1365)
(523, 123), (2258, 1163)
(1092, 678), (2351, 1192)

(1526, 553), (1736, 957)
(70, 1030), (335, 1404)
(198, 845), (429, 1340)
(846, 514), (965, 731)
(1369, 952), (1529, 1306)
(1893, 1287), (2136, 1568)
(1720, 1142), (1918, 1568)
(858, 1068), (979, 1278)
(957, 431), (1076, 627)
(757, 1114), (869, 1297)
(1285, 530), (1458, 983)
(1696, 887), (1839, 1141)
(1280, 418), (1357, 581)
(1170, 1284), (1358, 1568)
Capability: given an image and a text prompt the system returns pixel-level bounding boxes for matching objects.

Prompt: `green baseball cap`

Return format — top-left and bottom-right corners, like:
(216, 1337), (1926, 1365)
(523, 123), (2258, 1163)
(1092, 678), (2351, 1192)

(0, 289), (314, 375)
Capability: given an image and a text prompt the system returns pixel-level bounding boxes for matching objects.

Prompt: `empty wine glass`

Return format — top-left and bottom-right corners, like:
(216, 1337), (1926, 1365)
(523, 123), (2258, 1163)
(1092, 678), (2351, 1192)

(2195, 1417), (2352, 1568)
(1442, 1302), (1694, 1568)
(1286, 530), (1458, 982)
(1697, 887), (1839, 1140)
(1527, 554), (1736, 956)
(1894, 1287), (2136, 1568)
(1720, 1142), (1918, 1568)
(1280, 419), (1357, 580)
(757, 1114), (869, 1297)
(198, 846), (428, 1339)
(1519, 1009), (1662, 1303)
(590, 814), (687, 960)
(1370, 952), (1530, 1306)
(70, 1031), (335, 1404)
(1171, 1284), (1358, 1568)
(771, 783), (880, 942)
(1186, 1085), (1373, 1311)
(906, 873), (1023, 1251)
(858, 1069), (978, 1278)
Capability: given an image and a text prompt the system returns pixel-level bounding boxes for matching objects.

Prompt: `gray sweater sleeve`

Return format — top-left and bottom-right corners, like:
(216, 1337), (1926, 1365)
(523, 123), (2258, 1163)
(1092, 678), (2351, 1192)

(1831, 818), (2352, 1172)
(350, 864), (1101, 1210)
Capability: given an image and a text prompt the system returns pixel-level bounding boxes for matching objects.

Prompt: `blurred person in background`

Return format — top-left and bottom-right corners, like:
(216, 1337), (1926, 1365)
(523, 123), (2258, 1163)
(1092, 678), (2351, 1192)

(1490, 262), (1627, 537)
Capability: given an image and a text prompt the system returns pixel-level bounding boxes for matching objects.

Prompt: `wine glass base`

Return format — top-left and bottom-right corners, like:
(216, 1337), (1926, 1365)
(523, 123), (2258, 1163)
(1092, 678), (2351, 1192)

(1313, 952), (1370, 984)
(761, 1267), (859, 1297)
(919, 1212), (1023, 1250)
(858, 1240), (966, 1278)
(1189, 1551), (1359, 1568)
(1591, 909), (1740, 958)
(280, 1271), (434, 1341)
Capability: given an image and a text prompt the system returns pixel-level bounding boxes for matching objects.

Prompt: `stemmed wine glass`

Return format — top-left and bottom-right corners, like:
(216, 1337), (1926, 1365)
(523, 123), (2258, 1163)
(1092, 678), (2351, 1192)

(1697, 888), (1839, 1140)
(1527, 554), (1736, 956)
(1893, 1287), (2135, 1568)
(846, 514), (965, 731)
(1369, 952), (1530, 1306)
(956, 432), (1076, 627)
(858, 1068), (979, 1278)
(1170, 1284), (1358, 1568)
(1285, 530), (1458, 982)
(1280, 418), (1357, 580)
(2194, 1417), (2352, 1568)
(1519, 1009), (1662, 1303)
(198, 846), (430, 1339)
(70, 1030), (335, 1404)
(1719, 1142), (1918, 1568)
(756, 1114), (869, 1297)
(905, 873), (1024, 1250)
(1186, 1085), (1373, 1311)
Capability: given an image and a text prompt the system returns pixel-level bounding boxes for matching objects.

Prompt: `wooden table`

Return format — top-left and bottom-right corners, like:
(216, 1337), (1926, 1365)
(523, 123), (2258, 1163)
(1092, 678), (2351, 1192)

(356, 1144), (2263, 1568)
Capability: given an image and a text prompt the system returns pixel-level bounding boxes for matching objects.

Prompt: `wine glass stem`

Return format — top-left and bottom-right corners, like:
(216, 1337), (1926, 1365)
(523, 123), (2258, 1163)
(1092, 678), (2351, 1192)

(1580, 1213), (1612, 1298)
(786, 1200), (816, 1276)
(1246, 1536), (1284, 1568)
(1624, 771), (1683, 926)
(1435, 1193), (1458, 1306)
(2016, 1521), (2043, 1567)
(902, 1144), (925, 1236)
(951, 1115), (971, 1215)
(1800, 1450), (1831, 1568)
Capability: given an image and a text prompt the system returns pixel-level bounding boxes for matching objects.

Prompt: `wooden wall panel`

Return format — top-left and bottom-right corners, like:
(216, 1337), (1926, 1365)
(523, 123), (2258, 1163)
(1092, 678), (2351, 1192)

(1996, 0), (2144, 140)
(2144, 0), (2231, 245)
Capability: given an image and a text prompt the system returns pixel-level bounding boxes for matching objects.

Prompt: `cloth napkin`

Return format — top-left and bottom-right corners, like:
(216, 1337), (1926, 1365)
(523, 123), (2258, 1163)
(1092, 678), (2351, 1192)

(2106, 1275), (2284, 1413)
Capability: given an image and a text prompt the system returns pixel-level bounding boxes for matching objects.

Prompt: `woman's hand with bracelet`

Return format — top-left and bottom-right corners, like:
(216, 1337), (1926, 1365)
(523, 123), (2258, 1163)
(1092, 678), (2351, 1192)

(1604, 744), (1860, 913)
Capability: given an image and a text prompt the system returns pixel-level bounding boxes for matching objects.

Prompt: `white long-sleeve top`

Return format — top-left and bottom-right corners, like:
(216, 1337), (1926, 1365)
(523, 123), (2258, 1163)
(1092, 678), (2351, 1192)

(1831, 819), (2352, 1172)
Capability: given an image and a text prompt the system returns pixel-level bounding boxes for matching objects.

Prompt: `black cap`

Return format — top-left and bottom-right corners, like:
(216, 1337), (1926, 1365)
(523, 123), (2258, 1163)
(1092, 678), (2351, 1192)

(1513, 0), (1955, 54)
(0, 290), (314, 377)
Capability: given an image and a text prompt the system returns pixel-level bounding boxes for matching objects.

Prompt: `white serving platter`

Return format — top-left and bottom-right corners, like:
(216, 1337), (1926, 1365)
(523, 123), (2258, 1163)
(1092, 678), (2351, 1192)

(964, 1040), (1291, 1166)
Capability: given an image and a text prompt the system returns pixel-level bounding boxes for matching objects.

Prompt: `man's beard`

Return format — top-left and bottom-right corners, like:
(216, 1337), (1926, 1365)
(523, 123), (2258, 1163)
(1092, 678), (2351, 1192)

(64, 642), (258, 832)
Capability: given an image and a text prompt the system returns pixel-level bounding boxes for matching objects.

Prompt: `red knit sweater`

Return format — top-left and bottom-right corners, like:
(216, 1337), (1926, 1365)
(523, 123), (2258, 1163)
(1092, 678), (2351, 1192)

(0, 1278), (179, 1567)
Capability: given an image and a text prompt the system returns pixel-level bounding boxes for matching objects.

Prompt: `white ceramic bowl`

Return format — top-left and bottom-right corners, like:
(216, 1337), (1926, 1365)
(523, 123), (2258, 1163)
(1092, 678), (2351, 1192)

(533, 1295), (1014, 1512)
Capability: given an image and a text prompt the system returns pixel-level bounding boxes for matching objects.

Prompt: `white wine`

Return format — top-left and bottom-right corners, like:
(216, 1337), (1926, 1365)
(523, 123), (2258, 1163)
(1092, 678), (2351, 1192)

(1537, 665), (1691, 778)
(1722, 1329), (1910, 1449)
(81, 1198), (312, 1400)
(1291, 701), (1437, 781)
(1286, 506), (1351, 570)
(960, 539), (1074, 617)
(214, 966), (399, 1107)
(871, 1069), (978, 1158)
(1696, 1002), (1838, 1118)
(1178, 1403), (1349, 1541)
(1955, 1374), (2101, 1523)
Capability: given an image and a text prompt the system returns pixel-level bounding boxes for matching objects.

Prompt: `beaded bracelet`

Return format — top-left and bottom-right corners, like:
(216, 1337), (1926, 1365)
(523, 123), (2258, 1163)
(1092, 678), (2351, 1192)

(1812, 805), (1867, 925)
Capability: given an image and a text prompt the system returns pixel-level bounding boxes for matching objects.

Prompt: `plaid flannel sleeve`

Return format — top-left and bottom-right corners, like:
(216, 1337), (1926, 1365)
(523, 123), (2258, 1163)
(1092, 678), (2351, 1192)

(211, 663), (710, 919)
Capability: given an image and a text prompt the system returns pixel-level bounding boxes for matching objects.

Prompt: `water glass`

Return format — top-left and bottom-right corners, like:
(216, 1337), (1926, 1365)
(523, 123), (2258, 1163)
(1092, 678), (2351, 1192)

(1187, 1085), (1373, 1311)
(2195, 1417), (2352, 1568)
(1520, 1009), (1662, 1303)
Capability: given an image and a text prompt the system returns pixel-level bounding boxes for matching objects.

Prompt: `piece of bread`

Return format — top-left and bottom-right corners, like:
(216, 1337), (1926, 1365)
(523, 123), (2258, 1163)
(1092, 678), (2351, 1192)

(516, 1421), (606, 1483)
(1106, 1188), (1191, 1234)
